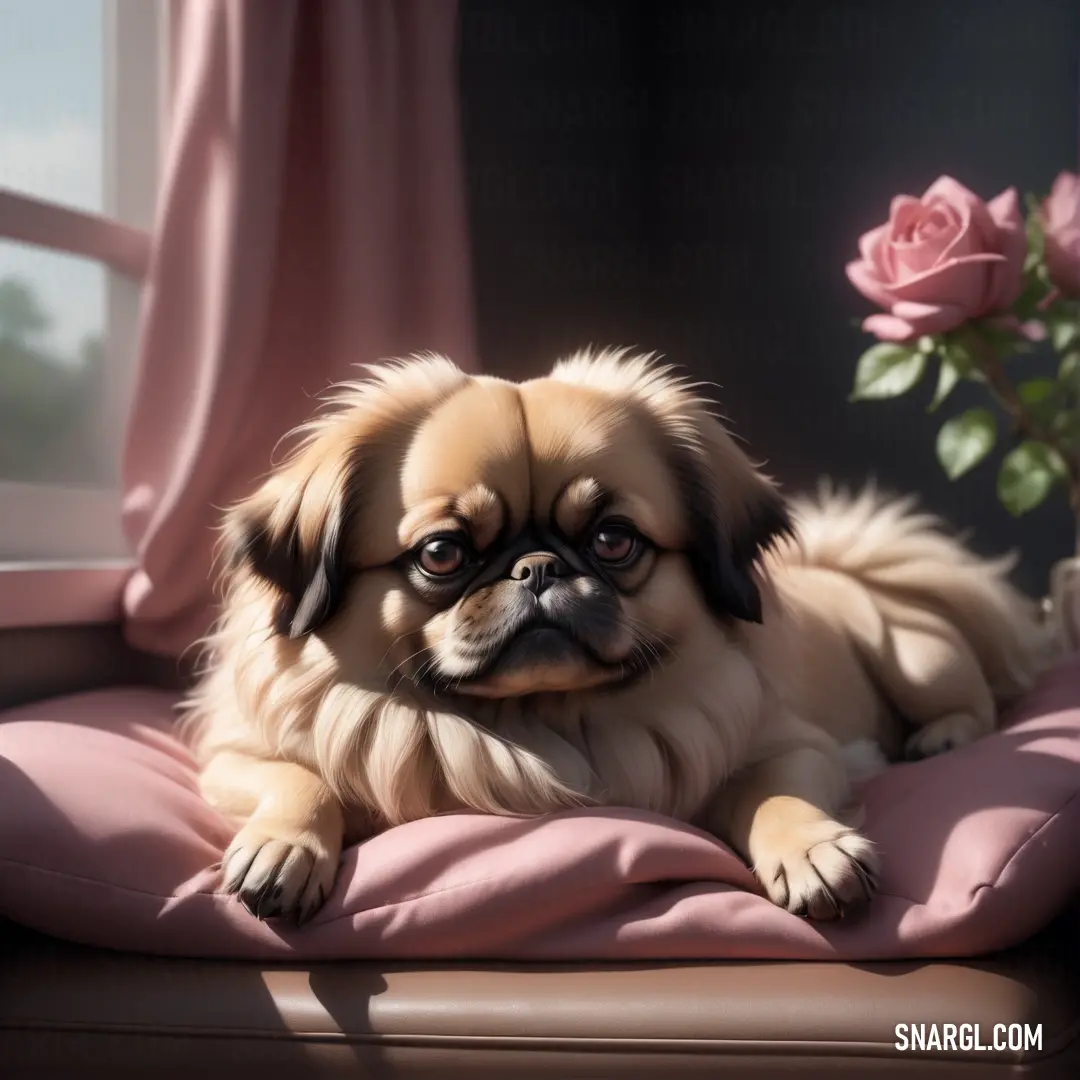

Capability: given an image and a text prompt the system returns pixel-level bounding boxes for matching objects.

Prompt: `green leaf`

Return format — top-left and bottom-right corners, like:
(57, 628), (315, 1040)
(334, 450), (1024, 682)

(937, 335), (976, 377)
(1019, 377), (1056, 404)
(1060, 351), (1080, 384)
(1018, 377), (1059, 424)
(850, 343), (927, 401)
(971, 317), (1033, 360)
(1051, 317), (1080, 353)
(936, 408), (997, 480)
(1024, 240), (1045, 274)
(1014, 270), (1052, 319)
(928, 356), (961, 412)
(1024, 199), (1046, 271)
(1052, 409), (1080, 443)
(997, 441), (1067, 516)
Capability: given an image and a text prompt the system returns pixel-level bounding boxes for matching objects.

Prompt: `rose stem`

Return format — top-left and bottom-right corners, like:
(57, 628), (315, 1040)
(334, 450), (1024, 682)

(970, 332), (1080, 547)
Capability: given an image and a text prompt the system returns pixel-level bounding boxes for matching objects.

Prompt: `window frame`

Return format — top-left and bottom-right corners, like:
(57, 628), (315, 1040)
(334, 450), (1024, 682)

(0, 0), (165, 574)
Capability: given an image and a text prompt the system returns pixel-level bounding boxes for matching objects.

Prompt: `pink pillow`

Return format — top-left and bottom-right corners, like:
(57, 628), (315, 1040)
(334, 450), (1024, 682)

(2, 662), (1080, 960)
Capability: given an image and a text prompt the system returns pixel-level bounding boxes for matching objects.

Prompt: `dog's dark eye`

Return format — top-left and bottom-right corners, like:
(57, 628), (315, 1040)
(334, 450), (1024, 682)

(589, 525), (639, 566)
(417, 537), (468, 577)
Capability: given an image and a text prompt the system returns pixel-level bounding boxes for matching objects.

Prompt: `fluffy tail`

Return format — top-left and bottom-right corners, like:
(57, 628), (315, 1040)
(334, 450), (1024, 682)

(780, 483), (1056, 701)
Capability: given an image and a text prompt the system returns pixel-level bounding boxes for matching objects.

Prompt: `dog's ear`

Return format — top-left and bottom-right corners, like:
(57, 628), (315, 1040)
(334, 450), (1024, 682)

(547, 350), (793, 625)
(667, 418), (792, 626)
(217, 354), (471, 639)
(678, 453), (790, 626)
(220, 450), (358, 639)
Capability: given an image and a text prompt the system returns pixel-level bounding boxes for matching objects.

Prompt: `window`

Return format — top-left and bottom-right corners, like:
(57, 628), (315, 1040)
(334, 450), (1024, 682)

(0, 0), (164, 564)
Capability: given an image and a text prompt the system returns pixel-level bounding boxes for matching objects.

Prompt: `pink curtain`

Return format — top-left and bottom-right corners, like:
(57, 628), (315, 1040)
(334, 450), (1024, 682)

(121, 0), (477, 658)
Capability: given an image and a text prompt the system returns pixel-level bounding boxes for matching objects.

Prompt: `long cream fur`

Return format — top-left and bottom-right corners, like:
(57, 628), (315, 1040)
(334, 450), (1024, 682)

(182, 349), (1053, 923)
(784, 484), (1050, 700)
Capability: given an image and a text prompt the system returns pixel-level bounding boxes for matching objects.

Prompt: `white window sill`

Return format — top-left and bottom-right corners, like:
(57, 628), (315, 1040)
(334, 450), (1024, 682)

(0, 561), (135, 630)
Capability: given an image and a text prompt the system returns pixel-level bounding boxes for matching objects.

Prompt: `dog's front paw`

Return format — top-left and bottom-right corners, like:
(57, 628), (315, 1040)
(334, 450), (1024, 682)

(904, 712), (988, 761)
(220, 823), (340, 925)
(752, 818), (878, 921)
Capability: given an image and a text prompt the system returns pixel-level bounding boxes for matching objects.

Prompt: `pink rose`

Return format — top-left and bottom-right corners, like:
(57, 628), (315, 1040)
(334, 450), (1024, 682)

(846, 176), (1025, 342)
(1041, 170), (1080, 299)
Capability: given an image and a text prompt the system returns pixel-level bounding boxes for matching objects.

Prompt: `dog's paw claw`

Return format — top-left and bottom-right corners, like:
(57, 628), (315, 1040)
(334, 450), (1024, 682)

(754, 822), (879, 922)
(220, 828), (338, 925)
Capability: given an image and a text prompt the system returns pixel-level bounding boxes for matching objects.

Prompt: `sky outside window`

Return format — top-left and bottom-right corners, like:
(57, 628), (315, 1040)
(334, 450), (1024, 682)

(0, 0), (104, 363)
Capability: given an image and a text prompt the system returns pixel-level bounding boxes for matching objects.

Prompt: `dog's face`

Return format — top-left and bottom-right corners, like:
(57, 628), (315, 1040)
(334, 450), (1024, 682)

(391, 373), (704, 699)
(222, 352), (790, 702)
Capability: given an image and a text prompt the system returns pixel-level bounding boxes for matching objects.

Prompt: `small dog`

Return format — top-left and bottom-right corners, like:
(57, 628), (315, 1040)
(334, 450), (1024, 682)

(183, 350), (1050, 924)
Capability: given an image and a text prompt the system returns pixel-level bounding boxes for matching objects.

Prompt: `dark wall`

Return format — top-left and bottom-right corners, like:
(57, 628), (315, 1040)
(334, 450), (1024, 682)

(459, 0), (1080, 594)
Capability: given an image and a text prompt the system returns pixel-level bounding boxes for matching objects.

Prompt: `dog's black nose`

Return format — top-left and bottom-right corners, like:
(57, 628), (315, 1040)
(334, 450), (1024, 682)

(509, 553), (570, 595)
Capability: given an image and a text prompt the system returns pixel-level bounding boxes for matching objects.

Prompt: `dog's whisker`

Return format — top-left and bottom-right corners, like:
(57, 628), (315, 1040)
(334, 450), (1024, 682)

(386, 643), (438, 688)
(376, 632), (417, 675)
(623, 617), (675, 647)
(411, 653), (442, 685)
(619, 621), (669, 679)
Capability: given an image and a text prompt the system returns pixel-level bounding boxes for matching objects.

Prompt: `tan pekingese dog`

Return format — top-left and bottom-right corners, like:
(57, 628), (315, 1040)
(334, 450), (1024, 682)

(183, 349), (1051, 925)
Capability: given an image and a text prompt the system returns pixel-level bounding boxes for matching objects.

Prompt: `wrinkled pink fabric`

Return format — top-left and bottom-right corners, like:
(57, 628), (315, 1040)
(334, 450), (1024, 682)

(121, 0), (476, 658)
(1042, 170), (1080, 299)
(846, 176), (1025, 342)
(2, 660), (1080, 961)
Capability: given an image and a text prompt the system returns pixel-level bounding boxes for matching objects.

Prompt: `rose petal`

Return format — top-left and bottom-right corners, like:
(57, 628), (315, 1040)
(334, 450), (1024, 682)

(858, 222), (890, 263)
(1044, 171), (1080, 232)
(888, 194), (922, 223)
(1051, 225), (1080, 247)
(924, 176), (1002, 274)
(1045, 232), (1080, 299)
(923, 176), (984, 207)
(857, 223), (893, 283)
(888, 254), (1003, 312)
(889, 200), (927, 244)
(891, 202), (966, 276)
(987, 186), (1023, 233)
(882, 197), (926, 279)
(924, 176), (994, 232)
(930, 200), (978, 263)
(1043, 174), (1080, 299)
(862, 313), (920, 342)
(983, 187), (1026, 310)
(889, 299), (970, 335)
(846, 259), (895, 309)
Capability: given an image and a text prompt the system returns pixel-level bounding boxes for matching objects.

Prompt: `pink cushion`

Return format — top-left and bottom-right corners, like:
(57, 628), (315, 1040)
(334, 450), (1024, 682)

(2, 662), (1080, 960)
